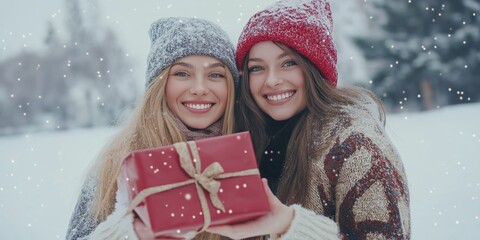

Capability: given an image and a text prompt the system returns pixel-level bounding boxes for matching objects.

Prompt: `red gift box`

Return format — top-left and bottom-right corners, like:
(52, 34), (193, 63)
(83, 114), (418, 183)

(117, 131), (270, 239)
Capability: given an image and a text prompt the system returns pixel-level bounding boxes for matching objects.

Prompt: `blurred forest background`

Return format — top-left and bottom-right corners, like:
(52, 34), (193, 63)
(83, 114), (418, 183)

(0, 0), (137, 135)
(1, 0), (478, 136)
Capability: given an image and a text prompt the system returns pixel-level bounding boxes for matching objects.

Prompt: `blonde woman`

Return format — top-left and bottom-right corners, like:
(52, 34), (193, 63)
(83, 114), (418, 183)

(66, 17), (238, 240)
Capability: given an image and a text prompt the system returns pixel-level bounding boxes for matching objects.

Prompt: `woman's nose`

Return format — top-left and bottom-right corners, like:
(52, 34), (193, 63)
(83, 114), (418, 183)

(265, 70), (283, 88)
(190, 78), (209, 95)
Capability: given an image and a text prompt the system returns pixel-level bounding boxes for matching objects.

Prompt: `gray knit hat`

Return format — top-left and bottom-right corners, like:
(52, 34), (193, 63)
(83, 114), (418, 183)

(145, 17), (239, 87)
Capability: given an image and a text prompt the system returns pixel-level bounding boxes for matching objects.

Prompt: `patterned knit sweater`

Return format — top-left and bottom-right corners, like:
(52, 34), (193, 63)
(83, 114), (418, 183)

(290, 102), (411, 239)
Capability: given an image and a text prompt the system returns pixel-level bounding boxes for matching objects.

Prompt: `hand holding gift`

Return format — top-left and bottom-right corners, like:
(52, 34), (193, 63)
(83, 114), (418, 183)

(207, 178), (294, 239)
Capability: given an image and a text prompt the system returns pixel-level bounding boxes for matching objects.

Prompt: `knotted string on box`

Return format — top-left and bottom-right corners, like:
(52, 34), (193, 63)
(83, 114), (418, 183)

(125, 141), (260, 232)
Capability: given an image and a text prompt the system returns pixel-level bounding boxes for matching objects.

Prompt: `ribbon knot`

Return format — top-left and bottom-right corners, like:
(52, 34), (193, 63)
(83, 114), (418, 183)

(178, 143), (226, 212)
(193, 164), (225, 212)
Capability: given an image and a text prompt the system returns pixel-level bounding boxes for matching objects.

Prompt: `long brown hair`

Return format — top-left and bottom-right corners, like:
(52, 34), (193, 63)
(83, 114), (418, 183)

(236, 42), (384, 205)
(91, 64), (236, 226)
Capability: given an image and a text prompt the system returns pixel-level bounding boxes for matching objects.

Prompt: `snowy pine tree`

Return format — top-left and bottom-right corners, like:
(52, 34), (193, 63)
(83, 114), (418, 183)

(356, 0), (479, 112)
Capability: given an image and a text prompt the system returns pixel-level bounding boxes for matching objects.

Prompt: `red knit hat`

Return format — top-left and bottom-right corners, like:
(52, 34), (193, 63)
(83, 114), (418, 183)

(236, 0), (338, 87)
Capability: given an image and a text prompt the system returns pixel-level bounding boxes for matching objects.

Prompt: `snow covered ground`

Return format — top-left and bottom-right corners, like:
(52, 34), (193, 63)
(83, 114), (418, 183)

(1, 103), (479, 239)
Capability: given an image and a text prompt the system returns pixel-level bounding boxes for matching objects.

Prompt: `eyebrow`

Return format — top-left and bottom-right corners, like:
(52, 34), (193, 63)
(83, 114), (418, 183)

(171, 62), (225, 69)
(248, 52), (289, 63)
(171, 62), (192, 68)
(205, 62), (225, 69)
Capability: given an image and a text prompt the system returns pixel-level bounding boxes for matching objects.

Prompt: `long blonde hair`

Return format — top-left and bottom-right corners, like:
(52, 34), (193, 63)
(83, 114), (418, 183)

(91, 65), (235, 224)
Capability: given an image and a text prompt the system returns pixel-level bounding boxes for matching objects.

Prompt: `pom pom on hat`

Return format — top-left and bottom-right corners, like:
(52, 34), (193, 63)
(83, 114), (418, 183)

(236, 0), (338, 87)
(146, 17), (239, 87)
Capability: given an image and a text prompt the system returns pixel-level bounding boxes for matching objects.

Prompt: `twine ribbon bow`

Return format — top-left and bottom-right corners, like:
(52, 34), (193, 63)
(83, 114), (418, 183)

(125, 141), (259, 232)
(177, 142), (226, 212)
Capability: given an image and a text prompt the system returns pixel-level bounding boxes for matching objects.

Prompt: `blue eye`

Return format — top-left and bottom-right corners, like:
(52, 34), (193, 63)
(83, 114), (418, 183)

(174, 71), (189, 77)
(209, 73), (225, 78)
(248, 66), (263, 73)
(283, 60), (297, 67)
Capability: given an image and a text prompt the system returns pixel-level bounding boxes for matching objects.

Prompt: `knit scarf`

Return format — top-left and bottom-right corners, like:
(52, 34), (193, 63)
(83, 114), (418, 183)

(173, 116), (224, 141)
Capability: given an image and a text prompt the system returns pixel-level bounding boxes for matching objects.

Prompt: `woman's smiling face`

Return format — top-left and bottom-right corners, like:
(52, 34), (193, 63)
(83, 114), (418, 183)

(247, 41), (307, 121)
(166, 55), (228, 129)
